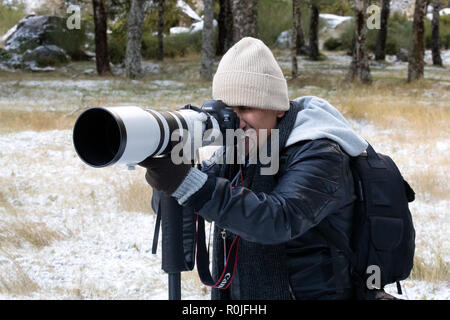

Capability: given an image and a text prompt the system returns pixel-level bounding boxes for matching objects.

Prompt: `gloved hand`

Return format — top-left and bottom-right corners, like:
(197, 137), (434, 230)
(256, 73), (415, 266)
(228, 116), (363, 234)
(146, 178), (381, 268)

(138, 155), (192, 195)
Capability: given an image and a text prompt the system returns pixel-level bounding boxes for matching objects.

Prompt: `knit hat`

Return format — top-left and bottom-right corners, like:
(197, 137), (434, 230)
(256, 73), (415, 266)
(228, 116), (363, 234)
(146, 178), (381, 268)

(212, 37), (290, 111)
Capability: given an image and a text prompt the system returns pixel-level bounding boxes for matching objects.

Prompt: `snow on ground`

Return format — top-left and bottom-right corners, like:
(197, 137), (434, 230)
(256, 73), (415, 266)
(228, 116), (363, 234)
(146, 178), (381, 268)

(385, 280), (450, 300)
(0, 124), (447, 299)
(0, 129), (209, 299)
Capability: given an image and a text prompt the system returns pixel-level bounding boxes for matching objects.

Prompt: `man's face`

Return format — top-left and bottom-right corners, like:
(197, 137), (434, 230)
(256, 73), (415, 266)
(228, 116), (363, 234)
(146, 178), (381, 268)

(231, 106), (285, 154)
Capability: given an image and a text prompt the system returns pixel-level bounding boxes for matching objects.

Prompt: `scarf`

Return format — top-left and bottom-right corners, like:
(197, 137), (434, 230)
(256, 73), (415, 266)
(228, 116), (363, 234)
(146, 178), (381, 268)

(211, 100), (304, 300)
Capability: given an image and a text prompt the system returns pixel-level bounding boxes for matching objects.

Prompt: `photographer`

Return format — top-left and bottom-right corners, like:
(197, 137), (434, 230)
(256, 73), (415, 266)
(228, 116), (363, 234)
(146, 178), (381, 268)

(139, 37), (368, 300)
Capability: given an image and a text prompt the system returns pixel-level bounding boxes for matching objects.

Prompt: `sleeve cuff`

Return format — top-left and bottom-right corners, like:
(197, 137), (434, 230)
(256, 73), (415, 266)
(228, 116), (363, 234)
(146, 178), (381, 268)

(171, 167), (208, 205)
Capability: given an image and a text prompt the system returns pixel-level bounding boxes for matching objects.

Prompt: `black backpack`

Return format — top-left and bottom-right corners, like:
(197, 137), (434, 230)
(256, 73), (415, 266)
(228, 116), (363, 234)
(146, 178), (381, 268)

(318, 143), (416, 300)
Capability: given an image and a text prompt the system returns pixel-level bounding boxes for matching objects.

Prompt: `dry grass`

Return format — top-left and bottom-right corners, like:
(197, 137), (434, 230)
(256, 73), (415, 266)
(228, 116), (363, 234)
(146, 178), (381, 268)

(0, 217), (65, 248)
(0, 249), (39, 295)
(0, 178), (67, 249)
(334, 83), (450, 134)
(116, 170), (154, 214)
(410, 249), (450, 283)
(407, 168), (450, 201)
(0, 110), (77, 134)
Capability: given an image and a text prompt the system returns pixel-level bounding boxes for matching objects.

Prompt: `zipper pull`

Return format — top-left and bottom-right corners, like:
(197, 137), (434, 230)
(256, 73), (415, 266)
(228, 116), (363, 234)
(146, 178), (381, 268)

(221, 229), (227, 265)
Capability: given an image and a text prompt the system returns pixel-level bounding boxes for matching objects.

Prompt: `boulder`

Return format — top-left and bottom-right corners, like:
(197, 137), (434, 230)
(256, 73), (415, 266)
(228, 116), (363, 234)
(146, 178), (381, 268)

(275, 30), (292, 49)
(22, 45), (70, 67)
(0, 48), (12, 62)
(274, 30), (310, 55)
(4, 15), (86, 60)
(396, 48), (409, 62)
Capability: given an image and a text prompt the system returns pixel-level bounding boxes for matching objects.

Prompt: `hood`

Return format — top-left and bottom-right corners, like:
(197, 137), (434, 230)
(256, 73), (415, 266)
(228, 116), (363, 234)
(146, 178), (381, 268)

(285, 96), (368, 157)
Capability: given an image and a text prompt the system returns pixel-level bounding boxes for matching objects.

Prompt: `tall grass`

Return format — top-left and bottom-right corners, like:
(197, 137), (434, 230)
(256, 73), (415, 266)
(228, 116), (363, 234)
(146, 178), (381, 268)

(116, 172), (154, 214)
(0, 249), (39, 295)
(0, 110), (77, 134)
(411, 248), (450, 283)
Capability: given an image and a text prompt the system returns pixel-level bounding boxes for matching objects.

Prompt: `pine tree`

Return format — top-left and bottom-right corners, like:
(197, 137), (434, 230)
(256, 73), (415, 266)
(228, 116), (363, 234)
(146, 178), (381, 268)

(231, 0), (258, 43)
(201, 0), (214, 80)
(125, 0), (147, 78)
(92, 0), (111, 75)
(431, 0), (443, 66)
(408, 0), (427, 82)
(347, 0), (372, 84)
(375, 0), (390, 61)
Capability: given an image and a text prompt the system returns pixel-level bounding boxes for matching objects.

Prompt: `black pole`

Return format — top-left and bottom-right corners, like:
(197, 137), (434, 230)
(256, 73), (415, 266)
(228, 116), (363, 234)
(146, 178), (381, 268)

(157, 191), (196, 300)
(168, 273), (181, 300)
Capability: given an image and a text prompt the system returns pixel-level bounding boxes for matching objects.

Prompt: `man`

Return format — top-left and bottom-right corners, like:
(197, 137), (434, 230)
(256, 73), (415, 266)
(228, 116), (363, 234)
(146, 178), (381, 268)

(140, 37), (368, 299)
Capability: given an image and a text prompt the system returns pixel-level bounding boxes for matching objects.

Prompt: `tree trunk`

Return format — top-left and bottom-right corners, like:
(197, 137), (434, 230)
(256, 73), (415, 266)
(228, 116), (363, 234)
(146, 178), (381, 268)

(309, 3), (320, 60)
(375, 0), (390, 61)
(92, 0), (111, 75)
(431, 1), (443, 66)
(201, 0), (214, 80)
(125, 0), (147, 79)
(408, 0), (427, 82)
(216, 0), (234, 55)
(156, 0), (164, 61)
(291, 0), (298, 78)
(293, 0), (306, 55)
(231, 0), (258, 43)
(347, 0), (372, 83)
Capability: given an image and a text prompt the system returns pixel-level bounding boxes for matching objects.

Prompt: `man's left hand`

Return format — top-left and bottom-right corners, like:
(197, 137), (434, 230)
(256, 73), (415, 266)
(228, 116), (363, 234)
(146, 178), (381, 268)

(138, 156), (191, 195)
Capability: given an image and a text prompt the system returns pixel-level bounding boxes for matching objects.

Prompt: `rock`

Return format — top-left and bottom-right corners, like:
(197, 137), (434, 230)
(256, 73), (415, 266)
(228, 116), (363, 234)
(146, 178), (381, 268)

(111, 62), (161, 77)
(23, 61), (56, 72)
(4, 15), (87, 60)
(1, 53), (23, 69)
(141, 62), (161, 75)
(83, 68), (96, 75)
(22, 45), (70, 67)
(0, 48), (12, 62)
(275, 30), (292, 49)
(396, 48), (409, 62)
(274, 30), (309, 55)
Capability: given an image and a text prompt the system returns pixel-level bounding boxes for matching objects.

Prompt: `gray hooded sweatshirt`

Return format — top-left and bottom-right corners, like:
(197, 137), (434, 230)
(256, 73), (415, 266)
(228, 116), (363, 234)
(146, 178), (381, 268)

(286, 96), (367, 156)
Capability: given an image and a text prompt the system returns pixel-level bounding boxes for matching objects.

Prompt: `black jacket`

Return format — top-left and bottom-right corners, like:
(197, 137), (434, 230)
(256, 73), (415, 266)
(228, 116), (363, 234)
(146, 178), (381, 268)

(186, 138), (356, 299)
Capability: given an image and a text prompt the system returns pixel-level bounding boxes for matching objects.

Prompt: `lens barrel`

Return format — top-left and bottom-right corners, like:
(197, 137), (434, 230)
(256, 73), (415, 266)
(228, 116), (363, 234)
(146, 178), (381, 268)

(73, 106), (205, 168)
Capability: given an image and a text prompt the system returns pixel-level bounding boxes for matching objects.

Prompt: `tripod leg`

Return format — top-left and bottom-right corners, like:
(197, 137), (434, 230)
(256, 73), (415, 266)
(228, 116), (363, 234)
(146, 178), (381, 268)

(168, 273), (181, 300)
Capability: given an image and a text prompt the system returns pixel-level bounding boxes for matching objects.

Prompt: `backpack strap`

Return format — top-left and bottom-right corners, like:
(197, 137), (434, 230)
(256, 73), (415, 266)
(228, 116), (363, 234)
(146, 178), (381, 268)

(317, 218), (356, 267)
(366, 144), (386, 169)
(316, 218), (366, 289)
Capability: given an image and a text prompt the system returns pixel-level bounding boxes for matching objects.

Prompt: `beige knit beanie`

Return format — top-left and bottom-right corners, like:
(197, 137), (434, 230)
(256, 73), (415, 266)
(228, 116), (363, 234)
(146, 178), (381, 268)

(212, 37), (290, 111)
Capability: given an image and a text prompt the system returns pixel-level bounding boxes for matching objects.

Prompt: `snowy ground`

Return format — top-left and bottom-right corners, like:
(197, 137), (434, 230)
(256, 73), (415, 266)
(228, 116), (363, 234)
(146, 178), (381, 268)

(0, 126), (447, 300)
(0, 51), (448, 300)
(0, 129), (209, 299)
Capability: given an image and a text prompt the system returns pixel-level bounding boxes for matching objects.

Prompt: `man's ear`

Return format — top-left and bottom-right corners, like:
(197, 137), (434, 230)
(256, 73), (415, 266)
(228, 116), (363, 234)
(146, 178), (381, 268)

(276, 111), (285, 118)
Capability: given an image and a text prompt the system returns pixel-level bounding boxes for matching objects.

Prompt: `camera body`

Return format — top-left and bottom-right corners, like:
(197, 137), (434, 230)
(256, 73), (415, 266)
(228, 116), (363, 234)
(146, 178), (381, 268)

(201, 100), (240, 134)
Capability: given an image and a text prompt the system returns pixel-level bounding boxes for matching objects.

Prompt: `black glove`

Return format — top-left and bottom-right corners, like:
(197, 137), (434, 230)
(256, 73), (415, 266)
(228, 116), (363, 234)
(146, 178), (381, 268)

(138, 156), (192, 195)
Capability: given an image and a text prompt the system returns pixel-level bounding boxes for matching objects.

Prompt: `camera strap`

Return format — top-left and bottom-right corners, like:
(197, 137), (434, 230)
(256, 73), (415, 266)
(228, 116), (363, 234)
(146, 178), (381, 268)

(195, 214), (240, 289)
(195, 167), (243, 290)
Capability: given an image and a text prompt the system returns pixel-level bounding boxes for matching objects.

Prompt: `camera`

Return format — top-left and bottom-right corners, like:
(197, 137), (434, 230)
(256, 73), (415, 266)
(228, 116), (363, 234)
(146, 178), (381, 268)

(72, 100), (239, 168)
